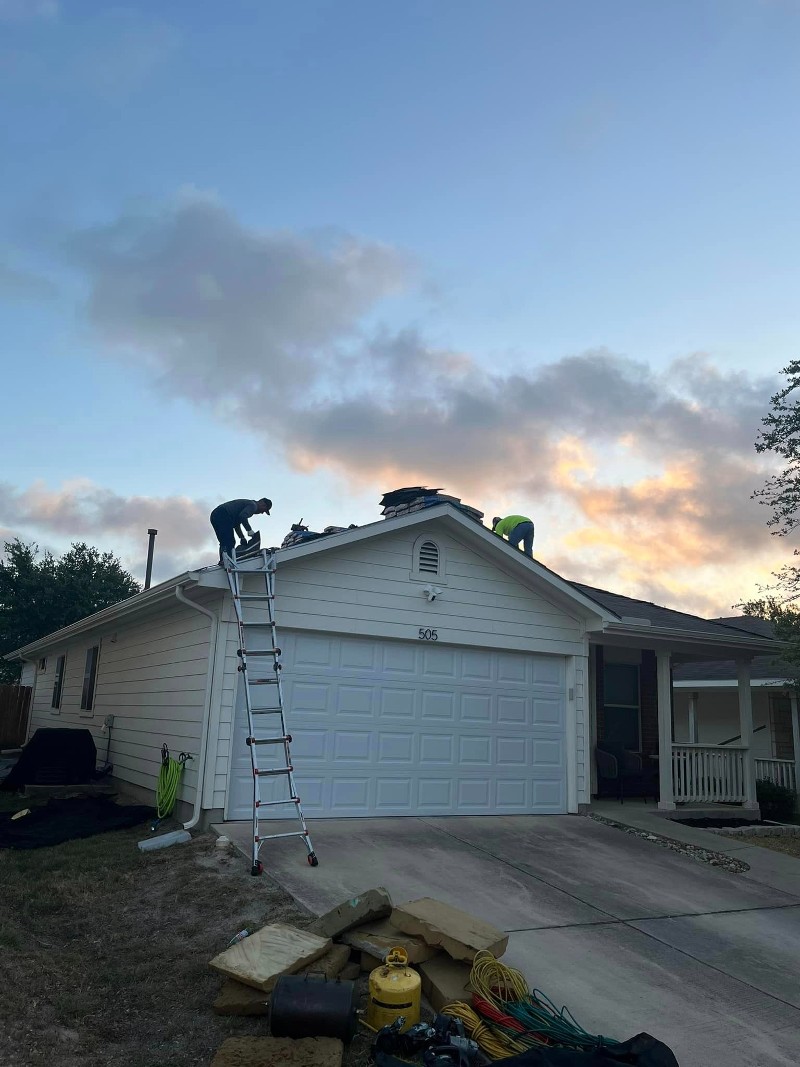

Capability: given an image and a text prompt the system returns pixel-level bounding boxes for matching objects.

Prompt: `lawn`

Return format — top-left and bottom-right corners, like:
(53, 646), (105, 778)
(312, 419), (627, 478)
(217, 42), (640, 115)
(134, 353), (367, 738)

(0, 799), (372, 1067)
(751, 833), (800, 859)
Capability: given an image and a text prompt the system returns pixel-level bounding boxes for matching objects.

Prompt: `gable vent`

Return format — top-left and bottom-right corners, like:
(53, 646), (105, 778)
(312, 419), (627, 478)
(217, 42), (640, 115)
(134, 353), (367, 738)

(418, 540), (440, 574)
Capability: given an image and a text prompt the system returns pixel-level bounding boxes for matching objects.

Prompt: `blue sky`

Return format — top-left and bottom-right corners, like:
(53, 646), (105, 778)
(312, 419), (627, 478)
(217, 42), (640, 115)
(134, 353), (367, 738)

(1, 0), (797, 612)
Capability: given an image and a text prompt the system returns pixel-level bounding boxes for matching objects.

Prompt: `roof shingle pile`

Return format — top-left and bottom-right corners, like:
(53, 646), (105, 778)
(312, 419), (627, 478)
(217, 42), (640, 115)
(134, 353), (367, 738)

(380, 486), (484, 523)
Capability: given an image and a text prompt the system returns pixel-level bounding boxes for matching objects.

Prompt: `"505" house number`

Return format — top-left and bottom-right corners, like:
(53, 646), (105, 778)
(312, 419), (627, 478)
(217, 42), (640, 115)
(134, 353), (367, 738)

(418, 628), (439, 641)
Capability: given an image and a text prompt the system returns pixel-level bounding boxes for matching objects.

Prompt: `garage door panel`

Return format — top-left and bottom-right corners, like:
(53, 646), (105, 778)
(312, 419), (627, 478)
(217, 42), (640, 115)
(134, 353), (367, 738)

(228, 633), (567, 819)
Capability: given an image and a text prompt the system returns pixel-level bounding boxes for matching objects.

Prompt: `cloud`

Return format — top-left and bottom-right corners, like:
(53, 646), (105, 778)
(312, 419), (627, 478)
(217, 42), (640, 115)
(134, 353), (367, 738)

(60, 194), (786, 611)
(0, 480), (212, 559)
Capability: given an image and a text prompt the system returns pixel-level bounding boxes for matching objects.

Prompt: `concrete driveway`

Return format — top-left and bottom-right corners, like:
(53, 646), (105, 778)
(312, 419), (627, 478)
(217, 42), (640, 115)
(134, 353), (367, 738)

(245, 815), (800, 1067)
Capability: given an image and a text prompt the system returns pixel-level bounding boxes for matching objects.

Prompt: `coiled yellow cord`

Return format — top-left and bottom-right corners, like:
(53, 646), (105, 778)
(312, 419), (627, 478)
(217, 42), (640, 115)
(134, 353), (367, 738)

(441, 1002), (520, 1060)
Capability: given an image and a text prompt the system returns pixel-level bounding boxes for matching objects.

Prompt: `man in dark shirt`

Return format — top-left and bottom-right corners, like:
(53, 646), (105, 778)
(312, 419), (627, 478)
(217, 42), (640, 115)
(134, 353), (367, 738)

(210, 498), (272, 565)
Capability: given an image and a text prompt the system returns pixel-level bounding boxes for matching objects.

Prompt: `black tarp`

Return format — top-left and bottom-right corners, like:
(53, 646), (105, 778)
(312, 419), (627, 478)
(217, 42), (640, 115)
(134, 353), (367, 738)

(492, 1034), (679, 1067)
(0, 795), (155, 849)
(1, 728), (97, 791)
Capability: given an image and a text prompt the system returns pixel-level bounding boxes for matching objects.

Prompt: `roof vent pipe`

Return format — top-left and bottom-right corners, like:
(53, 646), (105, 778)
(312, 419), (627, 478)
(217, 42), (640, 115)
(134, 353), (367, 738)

(144, 529), (157, 590)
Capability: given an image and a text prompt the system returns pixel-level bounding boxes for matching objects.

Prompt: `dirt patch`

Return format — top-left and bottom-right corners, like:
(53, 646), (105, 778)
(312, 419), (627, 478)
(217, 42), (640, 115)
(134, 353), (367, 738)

(750, 835), (800, 860)
(0, 811), (372, 1067)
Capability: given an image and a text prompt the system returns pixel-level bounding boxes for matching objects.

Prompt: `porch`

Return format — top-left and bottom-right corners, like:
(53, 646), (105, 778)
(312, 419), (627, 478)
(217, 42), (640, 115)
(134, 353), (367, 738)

(591, 644), (800, 812)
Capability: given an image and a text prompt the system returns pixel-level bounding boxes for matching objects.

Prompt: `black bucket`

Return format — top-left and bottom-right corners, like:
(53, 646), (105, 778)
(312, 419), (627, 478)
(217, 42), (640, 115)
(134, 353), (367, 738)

(269, 974), (358, 1043)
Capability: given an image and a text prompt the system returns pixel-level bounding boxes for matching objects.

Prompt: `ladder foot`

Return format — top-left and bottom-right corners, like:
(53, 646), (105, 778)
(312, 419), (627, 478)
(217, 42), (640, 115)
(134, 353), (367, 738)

(251, 861), (263, 877)
(307, 852), (319, 867)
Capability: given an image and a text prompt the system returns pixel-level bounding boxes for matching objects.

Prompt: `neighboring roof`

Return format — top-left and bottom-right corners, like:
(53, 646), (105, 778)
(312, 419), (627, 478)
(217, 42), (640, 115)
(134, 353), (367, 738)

(673, 615), (791, 683)
(3, 505), (782, 662)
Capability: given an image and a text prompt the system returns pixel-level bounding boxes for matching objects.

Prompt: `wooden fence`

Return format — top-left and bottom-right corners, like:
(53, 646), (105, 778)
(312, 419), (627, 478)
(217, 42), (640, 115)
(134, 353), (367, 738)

(0, 685), (32, 748)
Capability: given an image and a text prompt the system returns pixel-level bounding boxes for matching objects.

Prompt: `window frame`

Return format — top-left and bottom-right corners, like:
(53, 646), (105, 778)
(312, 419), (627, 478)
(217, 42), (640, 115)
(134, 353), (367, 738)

(80, 644), (101, 713)
(409, 534), (447, 584)
(51, 654), (66, 712)
(602, 662), (642, 750)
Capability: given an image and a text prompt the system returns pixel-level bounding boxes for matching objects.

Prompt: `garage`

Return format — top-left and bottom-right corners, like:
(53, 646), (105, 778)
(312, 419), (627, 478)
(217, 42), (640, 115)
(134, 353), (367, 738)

(227, 630), (567, 820)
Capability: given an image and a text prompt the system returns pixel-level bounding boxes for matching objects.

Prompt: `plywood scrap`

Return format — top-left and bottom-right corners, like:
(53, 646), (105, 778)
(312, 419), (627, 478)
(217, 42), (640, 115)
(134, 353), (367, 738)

(391, 898), (507, 961)
(209, 923), (331, 992)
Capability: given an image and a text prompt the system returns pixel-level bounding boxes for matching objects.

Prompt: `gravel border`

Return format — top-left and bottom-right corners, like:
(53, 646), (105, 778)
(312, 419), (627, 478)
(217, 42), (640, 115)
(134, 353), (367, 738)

(587, 813), (750, 873)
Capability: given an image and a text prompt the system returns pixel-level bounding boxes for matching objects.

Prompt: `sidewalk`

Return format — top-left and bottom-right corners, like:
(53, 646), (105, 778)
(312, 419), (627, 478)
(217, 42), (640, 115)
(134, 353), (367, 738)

(590, 799), (800, 895)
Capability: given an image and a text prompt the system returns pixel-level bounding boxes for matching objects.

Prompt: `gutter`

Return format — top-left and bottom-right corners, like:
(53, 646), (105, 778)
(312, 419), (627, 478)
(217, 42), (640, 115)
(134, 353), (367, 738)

(175, 582), (220, 831)
(601, 621), (782, 654)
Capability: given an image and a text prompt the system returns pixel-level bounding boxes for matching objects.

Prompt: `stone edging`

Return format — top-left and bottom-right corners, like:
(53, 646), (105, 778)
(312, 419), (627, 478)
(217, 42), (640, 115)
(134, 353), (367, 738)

(711, 824), (800, 838)
(586, 813), (750, 874)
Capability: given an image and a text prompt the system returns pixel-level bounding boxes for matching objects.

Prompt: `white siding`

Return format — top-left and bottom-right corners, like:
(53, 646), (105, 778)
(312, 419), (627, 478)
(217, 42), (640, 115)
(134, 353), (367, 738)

(19, 662), (35, 688)
(214, 524), (587, 814)
(253, 527), (586, 655)
(25, 593), (220, 806)
(673, 688), (774, 758)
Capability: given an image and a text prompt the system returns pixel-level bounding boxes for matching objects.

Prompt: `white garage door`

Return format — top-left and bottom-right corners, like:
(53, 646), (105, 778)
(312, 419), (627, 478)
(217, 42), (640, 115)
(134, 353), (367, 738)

(227, 632), (567, 820)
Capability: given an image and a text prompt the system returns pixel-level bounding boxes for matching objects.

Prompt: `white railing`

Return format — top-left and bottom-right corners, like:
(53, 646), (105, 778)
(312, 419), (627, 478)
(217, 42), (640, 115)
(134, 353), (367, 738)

(755, 758), (796, 792)
(672, 744), (746, 803)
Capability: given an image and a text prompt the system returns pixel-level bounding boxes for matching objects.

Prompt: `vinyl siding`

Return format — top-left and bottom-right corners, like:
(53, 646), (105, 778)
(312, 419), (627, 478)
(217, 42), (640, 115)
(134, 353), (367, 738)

(673, 688), (774, 759)
(213, 524), (588, 814)
(24, 592), (221, 805)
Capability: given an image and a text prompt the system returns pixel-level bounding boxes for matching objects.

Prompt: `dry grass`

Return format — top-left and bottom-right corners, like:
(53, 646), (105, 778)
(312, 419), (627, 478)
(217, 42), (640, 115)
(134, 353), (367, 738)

(0, 800), (374, 1067)
(751, 834), (800, 859)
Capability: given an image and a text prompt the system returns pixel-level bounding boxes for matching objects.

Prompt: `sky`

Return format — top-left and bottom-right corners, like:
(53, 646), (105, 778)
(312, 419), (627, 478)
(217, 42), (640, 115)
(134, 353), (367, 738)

(1, 0), (797, 615)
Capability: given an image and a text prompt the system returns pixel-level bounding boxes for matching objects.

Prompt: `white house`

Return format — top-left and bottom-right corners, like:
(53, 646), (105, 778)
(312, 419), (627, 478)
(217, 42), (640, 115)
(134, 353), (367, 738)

(7, 505), (783, 827)
(673, 616), (798, 793)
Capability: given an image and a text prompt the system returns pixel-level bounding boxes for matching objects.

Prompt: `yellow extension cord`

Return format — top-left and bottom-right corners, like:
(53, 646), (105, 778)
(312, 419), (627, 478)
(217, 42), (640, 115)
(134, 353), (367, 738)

(442, 951), (534, 1060)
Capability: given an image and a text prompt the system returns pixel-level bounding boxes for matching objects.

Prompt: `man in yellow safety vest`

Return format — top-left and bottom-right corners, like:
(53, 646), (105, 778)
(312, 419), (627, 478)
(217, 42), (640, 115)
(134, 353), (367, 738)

(491, 514), (534, 558)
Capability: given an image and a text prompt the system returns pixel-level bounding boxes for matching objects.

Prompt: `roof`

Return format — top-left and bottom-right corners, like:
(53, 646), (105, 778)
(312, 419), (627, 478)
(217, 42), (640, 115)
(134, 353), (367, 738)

(672, 615), (791, 683)
(569, 585), (777, 642)
(3, 505), (782, 661)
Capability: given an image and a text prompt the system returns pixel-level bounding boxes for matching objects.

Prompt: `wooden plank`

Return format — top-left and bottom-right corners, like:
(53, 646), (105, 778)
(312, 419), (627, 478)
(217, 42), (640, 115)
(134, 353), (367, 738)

(209, 923), (331, 992)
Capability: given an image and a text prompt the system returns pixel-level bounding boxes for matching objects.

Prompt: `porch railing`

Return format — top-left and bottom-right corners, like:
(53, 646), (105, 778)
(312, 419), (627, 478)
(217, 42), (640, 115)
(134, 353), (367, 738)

(672, 744), (746, 804)
(754, 758), (796, 793)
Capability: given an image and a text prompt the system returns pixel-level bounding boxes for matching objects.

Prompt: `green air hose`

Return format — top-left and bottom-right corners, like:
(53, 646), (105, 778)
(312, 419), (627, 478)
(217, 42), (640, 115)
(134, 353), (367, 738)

(156, 743), (191, 820)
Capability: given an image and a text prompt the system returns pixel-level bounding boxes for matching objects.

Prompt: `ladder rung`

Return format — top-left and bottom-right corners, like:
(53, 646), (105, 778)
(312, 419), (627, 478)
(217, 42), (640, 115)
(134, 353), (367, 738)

(249, 678), (280, 686)
(235, 593), (275, 600)
(248, 735), (291, 746)
(250, 708), (283, 715)
(256, 767), (293, 777)
(256, 798), (300, 807)
(256, 831), (309, 842)
(238, 648), (280, 656)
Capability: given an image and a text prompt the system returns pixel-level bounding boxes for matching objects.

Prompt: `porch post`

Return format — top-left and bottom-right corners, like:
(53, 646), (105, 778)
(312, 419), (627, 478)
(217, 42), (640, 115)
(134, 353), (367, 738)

(688, 691), (699, 744)
(736, 659), (758, 810)
(790, 690), (800, 808)
(656, 649), (674, 810)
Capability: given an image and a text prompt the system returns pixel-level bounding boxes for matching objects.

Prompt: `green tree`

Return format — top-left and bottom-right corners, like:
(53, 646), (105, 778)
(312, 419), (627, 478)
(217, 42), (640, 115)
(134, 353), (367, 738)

(745, 361), (800, 686)
(0, 539), (140, 683)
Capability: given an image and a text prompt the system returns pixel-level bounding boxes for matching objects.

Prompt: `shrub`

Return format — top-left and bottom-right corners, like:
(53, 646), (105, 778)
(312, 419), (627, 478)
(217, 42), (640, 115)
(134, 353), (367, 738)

(756, 778), (797, 822)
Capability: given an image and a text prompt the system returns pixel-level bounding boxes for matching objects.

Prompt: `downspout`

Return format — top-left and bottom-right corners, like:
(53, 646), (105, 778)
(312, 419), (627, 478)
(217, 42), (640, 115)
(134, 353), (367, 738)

(175, 583), (220, 830)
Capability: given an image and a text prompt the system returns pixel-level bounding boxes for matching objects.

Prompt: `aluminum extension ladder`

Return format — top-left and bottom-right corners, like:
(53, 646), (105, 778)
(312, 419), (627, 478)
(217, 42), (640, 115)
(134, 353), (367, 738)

(224, 547), (318, 873)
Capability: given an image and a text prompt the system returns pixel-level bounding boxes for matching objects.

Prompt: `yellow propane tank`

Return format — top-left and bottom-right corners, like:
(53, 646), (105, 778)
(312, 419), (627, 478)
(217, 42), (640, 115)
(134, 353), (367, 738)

(365, 947), (421, 1033)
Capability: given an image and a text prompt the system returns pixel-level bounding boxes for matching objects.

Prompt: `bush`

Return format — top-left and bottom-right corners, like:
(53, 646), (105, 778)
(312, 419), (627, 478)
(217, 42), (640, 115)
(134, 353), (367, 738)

(756, 778), (797, 822)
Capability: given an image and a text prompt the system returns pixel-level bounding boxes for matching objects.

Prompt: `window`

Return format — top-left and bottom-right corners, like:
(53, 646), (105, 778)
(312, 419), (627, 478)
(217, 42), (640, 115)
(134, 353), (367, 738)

(411, 535), (446, 582)
(603, 663), (641, 750)
(51, 655), (66, 710)
(81, 645), (100, 712)
(38, 657), (47, 671)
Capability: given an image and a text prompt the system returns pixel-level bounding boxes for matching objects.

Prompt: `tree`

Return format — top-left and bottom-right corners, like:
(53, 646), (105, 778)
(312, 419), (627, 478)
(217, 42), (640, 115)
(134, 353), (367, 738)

(0, 539), (140, 683)
(754, 358), (800, 537)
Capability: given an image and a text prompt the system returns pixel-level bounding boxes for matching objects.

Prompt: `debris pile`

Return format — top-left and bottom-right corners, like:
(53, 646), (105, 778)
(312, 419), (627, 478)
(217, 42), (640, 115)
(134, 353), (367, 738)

(281, 523), (356, 549)
(208, 887), (679, 1066)
(380, 486), (484, 523)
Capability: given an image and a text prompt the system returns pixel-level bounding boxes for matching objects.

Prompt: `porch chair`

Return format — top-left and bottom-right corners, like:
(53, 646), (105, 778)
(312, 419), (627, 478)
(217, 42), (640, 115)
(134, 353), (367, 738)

(595, 742), (659, 803)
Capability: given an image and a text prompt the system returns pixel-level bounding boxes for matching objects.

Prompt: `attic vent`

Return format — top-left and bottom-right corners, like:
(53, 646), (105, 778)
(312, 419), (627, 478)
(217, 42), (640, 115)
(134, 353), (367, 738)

(418, 540), (440, 575)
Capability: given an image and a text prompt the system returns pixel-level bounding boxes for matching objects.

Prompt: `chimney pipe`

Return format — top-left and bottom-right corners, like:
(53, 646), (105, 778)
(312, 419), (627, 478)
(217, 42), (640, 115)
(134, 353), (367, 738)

(144, 529), (157, 590)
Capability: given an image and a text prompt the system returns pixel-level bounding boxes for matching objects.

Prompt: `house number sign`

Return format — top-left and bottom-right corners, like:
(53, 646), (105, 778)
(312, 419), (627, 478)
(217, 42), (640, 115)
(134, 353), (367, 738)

(418, 628), (439, 641)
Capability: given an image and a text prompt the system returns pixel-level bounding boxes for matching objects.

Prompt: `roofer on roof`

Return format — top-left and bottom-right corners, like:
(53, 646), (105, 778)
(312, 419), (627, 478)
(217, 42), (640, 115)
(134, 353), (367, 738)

(492, 514), (534, 559)
(210, 498), (272, 565)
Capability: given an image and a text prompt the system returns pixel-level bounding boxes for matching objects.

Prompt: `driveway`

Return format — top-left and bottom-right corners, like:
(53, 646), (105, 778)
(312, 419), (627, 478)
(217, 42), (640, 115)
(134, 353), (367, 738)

(236, 814), (800, 1066)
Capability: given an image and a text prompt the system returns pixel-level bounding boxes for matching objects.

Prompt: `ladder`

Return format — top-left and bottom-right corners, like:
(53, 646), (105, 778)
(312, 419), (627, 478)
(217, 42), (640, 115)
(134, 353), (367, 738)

(224, 546), (318, 874)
